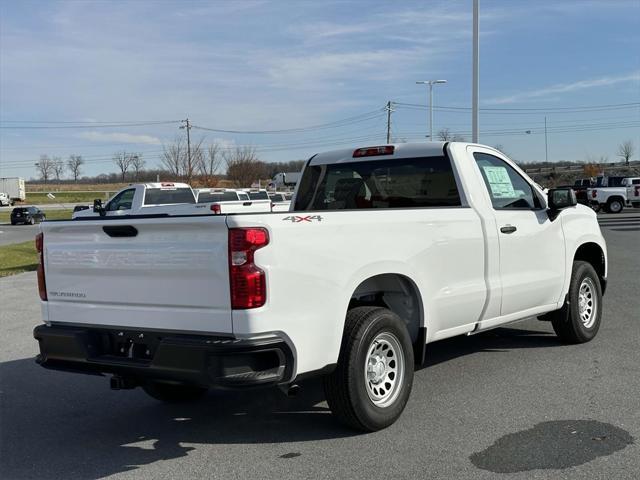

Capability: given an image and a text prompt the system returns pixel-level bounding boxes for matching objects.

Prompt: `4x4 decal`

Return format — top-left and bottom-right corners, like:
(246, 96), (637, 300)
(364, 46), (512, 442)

(282, 215), (323, 223)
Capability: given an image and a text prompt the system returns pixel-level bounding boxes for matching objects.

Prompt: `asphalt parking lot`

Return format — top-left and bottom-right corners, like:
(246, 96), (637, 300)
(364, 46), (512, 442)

(0, 219), (638, 479)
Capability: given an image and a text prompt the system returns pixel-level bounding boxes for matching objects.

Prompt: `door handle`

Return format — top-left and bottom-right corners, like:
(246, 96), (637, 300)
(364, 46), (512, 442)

(102, 225), (138, 238)
(500, 225), (517, 234)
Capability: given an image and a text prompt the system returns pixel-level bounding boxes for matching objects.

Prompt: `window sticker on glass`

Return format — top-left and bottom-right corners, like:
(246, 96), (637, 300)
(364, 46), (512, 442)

(482, 166), (516, 198)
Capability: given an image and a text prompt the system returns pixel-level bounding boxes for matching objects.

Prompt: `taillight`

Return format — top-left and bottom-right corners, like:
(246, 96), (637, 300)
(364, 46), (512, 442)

(35, 232), (47, 301)
(591, 189), (597, 198)
(635, 186), (640, 196)
(228, 228), (269, 309)
(211, 204), (221, 214)
(353, 145), (394, 158)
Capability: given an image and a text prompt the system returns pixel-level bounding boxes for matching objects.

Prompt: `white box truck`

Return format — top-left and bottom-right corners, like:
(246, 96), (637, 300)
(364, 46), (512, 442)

(0, 177), (26, 205)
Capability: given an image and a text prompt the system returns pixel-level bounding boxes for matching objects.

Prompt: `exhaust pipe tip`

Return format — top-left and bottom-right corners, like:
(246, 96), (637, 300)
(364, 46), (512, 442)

(279, 383), (301, 397)
(286, 384), (300, 397)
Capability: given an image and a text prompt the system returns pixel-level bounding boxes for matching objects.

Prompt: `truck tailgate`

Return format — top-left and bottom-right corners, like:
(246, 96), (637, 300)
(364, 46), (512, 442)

(40, 215), (233, 334)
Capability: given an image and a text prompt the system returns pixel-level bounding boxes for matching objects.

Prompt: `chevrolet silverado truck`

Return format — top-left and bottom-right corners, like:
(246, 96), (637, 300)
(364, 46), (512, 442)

(588, 176), (640, 213)
(72, 182), (205, 219)
(196, 188), (272, 214)
(626, 177), (640, 208)
(33, 142), (607, 431)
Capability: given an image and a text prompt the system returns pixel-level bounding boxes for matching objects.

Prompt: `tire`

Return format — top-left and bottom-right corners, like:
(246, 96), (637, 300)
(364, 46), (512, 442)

(142, 381), (208, 403)
(606, 198), (623, 214)
(29, 217), (35, 225)
(551, 261), (603, 344)
(323, 306), (414, 432)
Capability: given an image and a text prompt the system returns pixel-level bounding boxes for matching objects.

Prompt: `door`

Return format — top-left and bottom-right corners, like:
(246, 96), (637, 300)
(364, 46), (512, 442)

(105, 188), (135, 215)
(472, 151), (566, 316)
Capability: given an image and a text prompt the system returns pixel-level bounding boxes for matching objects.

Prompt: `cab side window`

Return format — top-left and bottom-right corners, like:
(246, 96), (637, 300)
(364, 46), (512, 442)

(107, 189), (135, 211)
(473, 153), (541, 210)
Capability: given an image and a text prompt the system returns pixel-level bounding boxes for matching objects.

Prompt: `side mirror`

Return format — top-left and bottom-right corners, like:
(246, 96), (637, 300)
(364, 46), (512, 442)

(93, 199), (106, 217)
(547, 188), (577, 220)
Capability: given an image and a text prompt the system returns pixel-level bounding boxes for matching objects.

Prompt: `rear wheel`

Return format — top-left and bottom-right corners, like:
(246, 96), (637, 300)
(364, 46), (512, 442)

(551, 261), (602, 344)
(606, 198), (623, 214)
(142, 381), (208, 403)
(323, 306), (414, 431)
(29, 217), (35, 225)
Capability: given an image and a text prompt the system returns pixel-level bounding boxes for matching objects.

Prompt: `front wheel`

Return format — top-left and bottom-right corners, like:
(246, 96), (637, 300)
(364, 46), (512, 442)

(324, 306), (414, 432)
(552, 261), (603, 344)
(142, 381), (208, 403)
(29, 217), (35, 225)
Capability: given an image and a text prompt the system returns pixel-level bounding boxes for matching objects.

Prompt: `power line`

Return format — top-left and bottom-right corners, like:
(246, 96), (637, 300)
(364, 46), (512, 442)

(0, 121), (181, 129)
(191, 109), (386, 134)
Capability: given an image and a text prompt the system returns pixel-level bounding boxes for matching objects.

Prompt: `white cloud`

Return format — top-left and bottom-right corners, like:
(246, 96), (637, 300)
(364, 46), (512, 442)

(487, 72), (640, 104)
(78, 131), (162, 145)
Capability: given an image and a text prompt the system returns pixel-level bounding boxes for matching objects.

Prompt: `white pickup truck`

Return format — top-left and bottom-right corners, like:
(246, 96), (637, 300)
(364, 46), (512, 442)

(196, 188), (272, 215)
(33, 142), (607, 431)
(586, 176), (635, 214)
(624, 177), (640, 209)
(195, 188), (272, 215)
(72, 182), (209, 218)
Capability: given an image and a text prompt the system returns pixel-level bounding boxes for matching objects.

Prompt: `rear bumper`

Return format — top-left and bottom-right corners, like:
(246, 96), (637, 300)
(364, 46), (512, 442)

(33, 324), (294, 388)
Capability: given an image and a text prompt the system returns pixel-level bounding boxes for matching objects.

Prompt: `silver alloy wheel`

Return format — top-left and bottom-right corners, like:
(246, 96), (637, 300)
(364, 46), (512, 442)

(609, 200), (622, 213)
(578, 277), (598, 328)
(364, 332), (405, 408)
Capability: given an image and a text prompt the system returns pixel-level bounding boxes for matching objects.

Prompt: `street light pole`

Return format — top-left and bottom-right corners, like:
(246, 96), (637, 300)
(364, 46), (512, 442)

(416, 79), (447, 139)
(544, 116), (549, 162)
(472, 0), (479, 143)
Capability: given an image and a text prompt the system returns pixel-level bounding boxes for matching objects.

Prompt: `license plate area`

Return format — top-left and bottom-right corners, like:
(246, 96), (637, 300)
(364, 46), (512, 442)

(88, 329), (162, 363)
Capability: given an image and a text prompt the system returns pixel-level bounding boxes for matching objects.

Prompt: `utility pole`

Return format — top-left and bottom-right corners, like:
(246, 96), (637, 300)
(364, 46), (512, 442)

(544, 116), (549, 162)
(180, 118), (192, 180)
(386, 101), (391, 143)
(472, 0), (479, 143)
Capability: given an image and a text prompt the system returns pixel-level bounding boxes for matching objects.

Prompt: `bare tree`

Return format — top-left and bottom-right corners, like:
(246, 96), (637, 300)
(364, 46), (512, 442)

(197, 142), (224, 186)
(225, 146), (265, 188)
(67, 155), (84, 182)
(52, 156), (65, 181)
(161, 137), (185, 179)
(618, 140), (635, 166)
(113, 151), (133, 182)
(130, 154), (146, 181)
(437, 128), (465, 142)
(36, 155), (55, 183)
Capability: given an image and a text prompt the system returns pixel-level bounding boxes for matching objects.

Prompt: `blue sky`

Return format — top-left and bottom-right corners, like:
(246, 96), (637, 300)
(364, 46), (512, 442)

(1, 0), (639, 179)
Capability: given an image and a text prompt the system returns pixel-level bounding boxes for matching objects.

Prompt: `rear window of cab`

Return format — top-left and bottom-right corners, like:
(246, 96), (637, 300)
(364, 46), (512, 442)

(143, 188), (195, 205)
(294, 156), (461, 210)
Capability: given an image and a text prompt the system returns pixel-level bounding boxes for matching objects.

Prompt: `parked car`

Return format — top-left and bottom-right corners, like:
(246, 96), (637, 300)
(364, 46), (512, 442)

(33, 142), (607, 432)
(572, 178), (593, 206)
(10, 206), (45, 225)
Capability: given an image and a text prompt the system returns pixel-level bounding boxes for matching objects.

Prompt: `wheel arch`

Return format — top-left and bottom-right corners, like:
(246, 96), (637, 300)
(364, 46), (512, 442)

(573, 242), (607, 294)
(347, 273), (426, 363)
